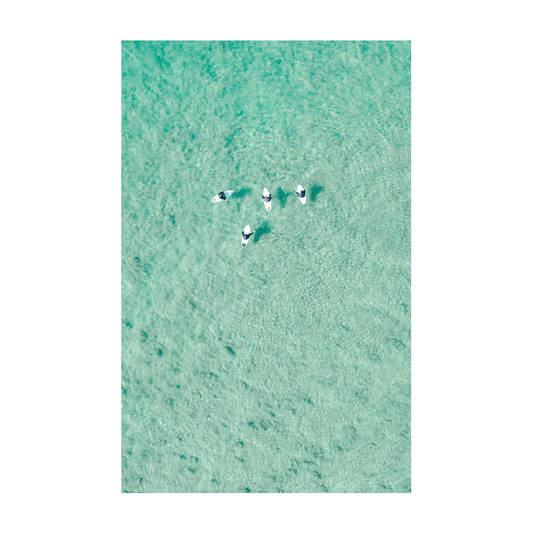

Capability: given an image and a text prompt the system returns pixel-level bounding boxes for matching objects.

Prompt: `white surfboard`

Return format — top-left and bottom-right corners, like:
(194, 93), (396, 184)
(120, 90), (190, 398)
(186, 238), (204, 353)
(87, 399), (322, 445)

(241, 225), (254, 248)
(211, 190), (233, 203)
(296, 185), (306, 204)
(262, 187), (272, 212)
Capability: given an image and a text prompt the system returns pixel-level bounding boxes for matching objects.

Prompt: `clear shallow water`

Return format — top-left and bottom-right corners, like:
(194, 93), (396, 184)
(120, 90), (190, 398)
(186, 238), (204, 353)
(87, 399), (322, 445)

(122, 41), (410, 493)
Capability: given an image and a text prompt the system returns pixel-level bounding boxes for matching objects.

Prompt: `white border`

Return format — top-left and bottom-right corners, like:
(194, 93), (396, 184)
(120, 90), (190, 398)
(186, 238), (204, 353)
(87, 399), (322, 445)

(101, 19), (431, 514)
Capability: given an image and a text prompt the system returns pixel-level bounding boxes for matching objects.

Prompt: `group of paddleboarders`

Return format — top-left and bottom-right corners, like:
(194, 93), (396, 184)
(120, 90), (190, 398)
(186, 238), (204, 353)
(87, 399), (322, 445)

(212, 185), (306, 248)
(217, 191), (275, 204)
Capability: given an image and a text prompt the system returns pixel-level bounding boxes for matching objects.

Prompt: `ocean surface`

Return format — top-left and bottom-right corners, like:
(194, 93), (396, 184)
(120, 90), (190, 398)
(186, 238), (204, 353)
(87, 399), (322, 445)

(122, 41), (411, 493)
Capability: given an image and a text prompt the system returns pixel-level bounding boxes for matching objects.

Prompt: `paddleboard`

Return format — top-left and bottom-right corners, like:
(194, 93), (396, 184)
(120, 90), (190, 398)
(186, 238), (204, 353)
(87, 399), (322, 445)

(241, 225), (254, 248)
(211, 190), (233, 203)
(262, 187), (272, 212)
(296, 185), (306, 204)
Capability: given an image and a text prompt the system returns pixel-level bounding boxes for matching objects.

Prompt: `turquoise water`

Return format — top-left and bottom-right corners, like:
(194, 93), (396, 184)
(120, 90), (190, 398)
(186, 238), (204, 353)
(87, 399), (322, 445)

(122, 41), (410, 493)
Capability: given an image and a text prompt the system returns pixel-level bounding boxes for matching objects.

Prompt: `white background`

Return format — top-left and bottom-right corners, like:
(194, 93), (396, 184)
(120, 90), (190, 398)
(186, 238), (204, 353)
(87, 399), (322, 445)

(101, 20), (431, 514)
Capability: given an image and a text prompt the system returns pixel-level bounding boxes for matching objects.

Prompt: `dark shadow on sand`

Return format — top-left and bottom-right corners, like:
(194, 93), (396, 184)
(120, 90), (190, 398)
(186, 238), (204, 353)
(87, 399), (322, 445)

(276, 187), (291, 208)
(253, 221), (272, 243)
(310, 183), (324, 202)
